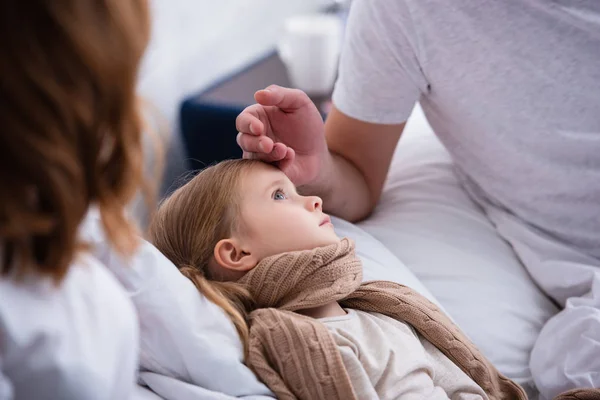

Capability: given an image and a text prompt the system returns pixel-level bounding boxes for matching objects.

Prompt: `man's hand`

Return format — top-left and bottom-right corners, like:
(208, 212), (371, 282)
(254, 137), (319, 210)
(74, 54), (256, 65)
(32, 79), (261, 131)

(236, 85), (405, 222)
(235, 85), (327, 186)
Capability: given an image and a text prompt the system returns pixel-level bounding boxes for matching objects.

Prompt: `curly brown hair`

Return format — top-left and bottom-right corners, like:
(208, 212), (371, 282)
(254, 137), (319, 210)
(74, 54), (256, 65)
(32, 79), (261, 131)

(0, 0), (151, 282)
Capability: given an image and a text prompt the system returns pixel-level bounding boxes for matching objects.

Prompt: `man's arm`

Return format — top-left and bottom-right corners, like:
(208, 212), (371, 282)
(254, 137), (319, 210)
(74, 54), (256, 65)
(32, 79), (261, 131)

(235, 89), (408, 222)
(299, 106), (405, 222)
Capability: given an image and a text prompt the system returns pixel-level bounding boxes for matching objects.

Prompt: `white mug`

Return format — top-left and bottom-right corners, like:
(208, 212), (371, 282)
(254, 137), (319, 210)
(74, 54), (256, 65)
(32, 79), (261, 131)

(278, 14), (343, 96)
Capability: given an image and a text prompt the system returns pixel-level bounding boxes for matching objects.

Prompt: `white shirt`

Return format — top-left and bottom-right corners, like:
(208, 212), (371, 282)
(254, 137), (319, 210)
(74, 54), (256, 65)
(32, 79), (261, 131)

(333, 0), (600, 259)
(0, 253), (139, 400)
(321, 309), (487, 400)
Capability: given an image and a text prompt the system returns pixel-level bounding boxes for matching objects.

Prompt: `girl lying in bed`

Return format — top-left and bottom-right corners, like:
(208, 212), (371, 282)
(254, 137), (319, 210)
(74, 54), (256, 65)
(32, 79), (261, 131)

(149, 159), (525, 400)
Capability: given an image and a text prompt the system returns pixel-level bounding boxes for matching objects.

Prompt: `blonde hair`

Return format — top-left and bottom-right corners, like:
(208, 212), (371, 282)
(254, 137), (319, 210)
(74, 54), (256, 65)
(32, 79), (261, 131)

(149, 159), (261, 358)
(0, 0), (151, 282)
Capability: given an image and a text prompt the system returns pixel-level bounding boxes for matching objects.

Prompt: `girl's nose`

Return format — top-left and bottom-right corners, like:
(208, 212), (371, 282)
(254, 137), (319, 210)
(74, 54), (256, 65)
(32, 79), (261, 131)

(306, 195), (323, 211)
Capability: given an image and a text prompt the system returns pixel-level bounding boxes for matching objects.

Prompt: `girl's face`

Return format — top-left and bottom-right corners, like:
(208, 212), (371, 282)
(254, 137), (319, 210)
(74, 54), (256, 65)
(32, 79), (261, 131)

(236, 163), (340, 261)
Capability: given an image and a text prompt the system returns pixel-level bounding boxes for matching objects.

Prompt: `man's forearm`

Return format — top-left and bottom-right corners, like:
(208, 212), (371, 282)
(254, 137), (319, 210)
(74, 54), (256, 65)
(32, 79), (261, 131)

(299, 151), (373, 222)
(297, 106), (404, 222)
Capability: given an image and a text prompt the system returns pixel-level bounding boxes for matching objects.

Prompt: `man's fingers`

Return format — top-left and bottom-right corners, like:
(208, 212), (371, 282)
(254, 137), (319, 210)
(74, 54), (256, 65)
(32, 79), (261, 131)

(235, 105), (266, 135)
(236, 132), (274, 153)
(242, 151), (255, 160)
(254, 85), (311, 111)
(277, 147), (296, 173)
(242, 145), (287, 163)
(270, 143), (288, 160)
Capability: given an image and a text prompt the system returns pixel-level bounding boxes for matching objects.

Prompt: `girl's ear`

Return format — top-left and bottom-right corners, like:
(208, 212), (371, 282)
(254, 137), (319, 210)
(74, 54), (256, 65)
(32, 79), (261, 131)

(213, 238), (258, 273)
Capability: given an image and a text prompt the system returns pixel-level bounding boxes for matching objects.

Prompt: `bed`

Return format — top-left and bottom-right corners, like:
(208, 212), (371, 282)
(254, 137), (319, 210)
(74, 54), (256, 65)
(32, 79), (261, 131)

(127, 1), (558, 398)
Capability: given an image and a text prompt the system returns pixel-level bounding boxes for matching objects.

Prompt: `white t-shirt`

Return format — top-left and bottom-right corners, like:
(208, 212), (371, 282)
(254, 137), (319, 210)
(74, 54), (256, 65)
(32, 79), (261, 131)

(333, 0), (600, 259)
(0, 254), (139, 400)
(321, 309), (487, 400)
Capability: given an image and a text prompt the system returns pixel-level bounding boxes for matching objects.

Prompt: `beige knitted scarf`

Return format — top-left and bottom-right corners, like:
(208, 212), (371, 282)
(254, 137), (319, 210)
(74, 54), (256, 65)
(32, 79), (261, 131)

(237, 238), (527, 400)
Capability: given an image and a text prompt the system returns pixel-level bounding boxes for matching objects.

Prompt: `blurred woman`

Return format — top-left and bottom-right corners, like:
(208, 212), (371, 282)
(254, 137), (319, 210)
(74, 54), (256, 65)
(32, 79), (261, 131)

(0, 1), (150, 398)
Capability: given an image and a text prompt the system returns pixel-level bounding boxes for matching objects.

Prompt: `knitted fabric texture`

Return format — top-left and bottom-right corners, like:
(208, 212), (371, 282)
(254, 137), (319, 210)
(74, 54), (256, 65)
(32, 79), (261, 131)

(553, 389), (600, 400)
(238, 238), (528, 400)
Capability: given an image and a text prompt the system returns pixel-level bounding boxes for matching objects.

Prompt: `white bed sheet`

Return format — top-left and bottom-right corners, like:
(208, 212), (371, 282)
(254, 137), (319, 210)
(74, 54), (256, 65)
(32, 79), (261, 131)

(358, 105), (559, 397)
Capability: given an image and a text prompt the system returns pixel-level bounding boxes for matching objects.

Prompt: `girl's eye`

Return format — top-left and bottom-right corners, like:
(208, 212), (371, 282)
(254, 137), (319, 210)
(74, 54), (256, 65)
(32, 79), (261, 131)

(273, 189), (287, 200)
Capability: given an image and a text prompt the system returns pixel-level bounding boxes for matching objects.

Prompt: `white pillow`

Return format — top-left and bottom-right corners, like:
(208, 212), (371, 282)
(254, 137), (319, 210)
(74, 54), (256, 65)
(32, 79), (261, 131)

(81, 208), (438, 398)
(331, 216), (442, 309)
(358, 105), (558, 396)
(80, 210), (273, 399)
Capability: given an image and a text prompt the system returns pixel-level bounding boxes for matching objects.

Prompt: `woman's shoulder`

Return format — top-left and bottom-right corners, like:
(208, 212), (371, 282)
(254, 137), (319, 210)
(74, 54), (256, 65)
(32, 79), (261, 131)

(0, 253), (139, 400)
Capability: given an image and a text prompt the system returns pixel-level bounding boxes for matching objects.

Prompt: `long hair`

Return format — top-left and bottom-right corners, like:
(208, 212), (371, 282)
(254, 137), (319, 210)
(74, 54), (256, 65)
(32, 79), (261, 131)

(149, 160), (259, 358)
(0, 0), (151, 282)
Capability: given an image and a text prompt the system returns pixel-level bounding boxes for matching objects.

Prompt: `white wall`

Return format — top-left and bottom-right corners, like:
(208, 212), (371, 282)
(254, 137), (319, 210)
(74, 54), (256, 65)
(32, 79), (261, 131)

(138, 0), (331, 130)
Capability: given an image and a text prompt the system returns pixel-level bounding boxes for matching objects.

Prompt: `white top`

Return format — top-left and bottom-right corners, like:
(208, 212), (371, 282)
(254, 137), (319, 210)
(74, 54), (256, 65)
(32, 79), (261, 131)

(0, 253), (139, 400)
(333, 0), (600, 258)
(321, 309), (487, 400)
